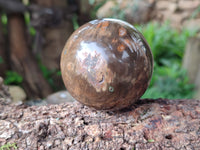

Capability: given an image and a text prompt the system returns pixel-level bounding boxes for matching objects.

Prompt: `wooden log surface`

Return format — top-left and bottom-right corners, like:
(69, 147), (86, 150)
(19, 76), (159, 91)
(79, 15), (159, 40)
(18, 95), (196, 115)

(0, 98), (200, 150)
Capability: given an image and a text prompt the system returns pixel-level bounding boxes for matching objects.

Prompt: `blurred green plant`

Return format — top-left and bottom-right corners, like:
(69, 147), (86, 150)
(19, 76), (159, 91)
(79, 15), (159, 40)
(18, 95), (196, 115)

(0, 56), (3, 64)
(0, 143), (17, 150)
(1, 13), (8, 34)
(23, 9), (36, 36)
(56, 70), (61, 76)
(72, 14), (79, 30)
(142, 63), (195, 99)
(136, 22), (197, 99)
(1, 13), (7, 25)
(38, 62), (62, 91)
(111, 3), (125, 20)
(39, 63), (55, 88)
(4, 71), (23, 85)
(22, 0), (29, 5)
(89, 0), (107, 19)
(136, 22), (196, 65)
(148, 139), (155, 143)
(191, 5), (200, 19)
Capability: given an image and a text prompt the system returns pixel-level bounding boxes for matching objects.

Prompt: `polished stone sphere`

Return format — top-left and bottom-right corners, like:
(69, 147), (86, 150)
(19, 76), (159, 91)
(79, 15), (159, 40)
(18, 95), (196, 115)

(60, 18), (153, 110)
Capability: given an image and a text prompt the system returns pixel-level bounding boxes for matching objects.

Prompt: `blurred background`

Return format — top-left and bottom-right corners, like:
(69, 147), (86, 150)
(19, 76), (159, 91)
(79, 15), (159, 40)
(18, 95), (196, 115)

(0, 0), (200, 105)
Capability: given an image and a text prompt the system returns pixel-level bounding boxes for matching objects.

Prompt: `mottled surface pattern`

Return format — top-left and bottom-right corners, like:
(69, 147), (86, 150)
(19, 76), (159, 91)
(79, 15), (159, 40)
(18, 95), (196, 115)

(61, 19), (153, 110)
(0, 98), (200, 150)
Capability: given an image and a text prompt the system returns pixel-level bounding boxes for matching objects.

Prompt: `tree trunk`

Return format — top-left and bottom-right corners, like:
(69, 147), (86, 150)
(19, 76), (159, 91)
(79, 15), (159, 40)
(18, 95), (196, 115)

(31, 0), (74, 90)
(78, 0), (92, 25)
(8, 14), (52, 98)
(0, 98), (200, 149)
(32, 0), (74, 70)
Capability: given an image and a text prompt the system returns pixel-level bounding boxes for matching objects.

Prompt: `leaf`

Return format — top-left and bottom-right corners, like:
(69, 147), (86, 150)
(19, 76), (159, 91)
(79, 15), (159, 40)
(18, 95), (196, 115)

(148, 139), (155, 143)
(4, 71), (23, 85)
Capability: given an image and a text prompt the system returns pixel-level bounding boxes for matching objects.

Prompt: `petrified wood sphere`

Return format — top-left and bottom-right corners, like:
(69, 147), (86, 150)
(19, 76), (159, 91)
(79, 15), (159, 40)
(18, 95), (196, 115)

(60, 18), (153, 110)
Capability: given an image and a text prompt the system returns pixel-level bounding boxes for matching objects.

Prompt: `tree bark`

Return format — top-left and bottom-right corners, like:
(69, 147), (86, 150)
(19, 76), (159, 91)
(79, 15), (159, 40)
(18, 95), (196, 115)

(0, 98), (200, 149)
(8, 14), (52, 98)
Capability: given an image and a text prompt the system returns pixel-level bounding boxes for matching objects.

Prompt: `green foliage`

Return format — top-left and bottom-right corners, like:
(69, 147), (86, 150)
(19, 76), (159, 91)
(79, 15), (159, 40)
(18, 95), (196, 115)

(56, 70), (61, 76)
(29, 26), (36, 36)
(0, 143), (17, 150)
(39, 64), (55, 87)
(22, 0), (29, 5)
(191, 5), (200, 19)
(4, 71), (23, 85)
(89, 0), (107, 19)
(72, 14), (79, 30)
(111, 4), (125, 20)
(136, 22), (196, 65)
(142, 63), (195, 99)
(38, 62), (61, 90)
(138, 22), (197, 99)
(1, 13), (8, 34)
(21, 5), (36, 36)
(148, 139), (155, 143)
(1, 13), (7, 25)
(24, 11), (37, 36)
(0, 56), (3, 64)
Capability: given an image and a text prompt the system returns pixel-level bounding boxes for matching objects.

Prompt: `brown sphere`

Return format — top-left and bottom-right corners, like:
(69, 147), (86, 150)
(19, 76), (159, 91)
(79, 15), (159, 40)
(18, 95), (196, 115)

(60, 18), (153, 110)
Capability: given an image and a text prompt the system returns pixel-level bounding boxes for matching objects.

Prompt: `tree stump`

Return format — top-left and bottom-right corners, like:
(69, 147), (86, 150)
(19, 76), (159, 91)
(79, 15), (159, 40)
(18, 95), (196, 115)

(0, 98), (200, 150)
